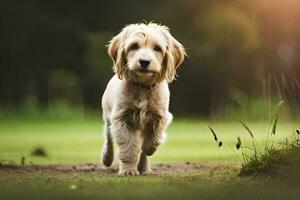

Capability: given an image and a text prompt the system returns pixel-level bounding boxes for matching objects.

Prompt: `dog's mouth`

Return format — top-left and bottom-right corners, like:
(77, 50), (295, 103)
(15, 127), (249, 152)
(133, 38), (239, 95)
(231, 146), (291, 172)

(136, 69), (154, 76)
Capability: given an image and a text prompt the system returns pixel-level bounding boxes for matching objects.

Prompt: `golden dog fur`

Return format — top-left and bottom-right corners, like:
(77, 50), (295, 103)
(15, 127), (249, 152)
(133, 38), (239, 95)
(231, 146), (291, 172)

(101, 23), (185, 176)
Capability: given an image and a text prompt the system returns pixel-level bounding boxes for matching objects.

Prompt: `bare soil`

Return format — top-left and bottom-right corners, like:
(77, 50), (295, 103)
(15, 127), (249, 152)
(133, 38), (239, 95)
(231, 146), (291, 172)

(0, 162), (236, 175)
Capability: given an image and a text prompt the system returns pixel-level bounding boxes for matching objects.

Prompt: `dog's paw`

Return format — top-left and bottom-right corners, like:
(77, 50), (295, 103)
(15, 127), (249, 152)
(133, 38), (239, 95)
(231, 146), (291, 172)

(118, 163), (139, 176)
(118, 169), (139, 176)
(141, 170), (152, 176)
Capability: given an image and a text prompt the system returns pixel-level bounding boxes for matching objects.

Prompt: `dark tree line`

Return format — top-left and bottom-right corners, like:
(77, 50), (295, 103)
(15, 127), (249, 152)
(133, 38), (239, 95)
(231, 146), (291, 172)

(0, 0), (299, 116)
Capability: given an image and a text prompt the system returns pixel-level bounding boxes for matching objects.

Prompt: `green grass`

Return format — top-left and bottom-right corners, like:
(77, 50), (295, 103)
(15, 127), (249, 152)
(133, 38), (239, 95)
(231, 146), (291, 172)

(1, 118), (300, 200)
(0, 118), (299, 165)
(1, 168), (300, 200)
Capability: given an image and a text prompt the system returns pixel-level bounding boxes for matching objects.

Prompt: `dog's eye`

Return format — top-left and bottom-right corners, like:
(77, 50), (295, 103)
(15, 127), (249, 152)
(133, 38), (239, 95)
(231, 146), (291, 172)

(154, 45), (162, 52)
(129, 43), (140, 51)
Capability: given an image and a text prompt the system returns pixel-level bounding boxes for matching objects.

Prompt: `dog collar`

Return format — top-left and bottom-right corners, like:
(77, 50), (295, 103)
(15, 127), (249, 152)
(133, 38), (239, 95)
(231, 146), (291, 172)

(132, 82), (156, 90)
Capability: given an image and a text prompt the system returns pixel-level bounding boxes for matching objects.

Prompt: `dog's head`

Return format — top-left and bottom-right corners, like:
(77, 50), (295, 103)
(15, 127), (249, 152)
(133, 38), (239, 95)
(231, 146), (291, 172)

(107, 23), (186, 85)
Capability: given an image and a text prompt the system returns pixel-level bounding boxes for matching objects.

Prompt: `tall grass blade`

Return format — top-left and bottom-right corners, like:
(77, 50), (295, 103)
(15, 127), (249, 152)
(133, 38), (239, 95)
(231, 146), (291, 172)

(240, 121), (254, 138)
(271, 115), (278, 135)
(240, 120), (257, 158)
(208, 125), (218, 142)
(265, 100), (284, 149)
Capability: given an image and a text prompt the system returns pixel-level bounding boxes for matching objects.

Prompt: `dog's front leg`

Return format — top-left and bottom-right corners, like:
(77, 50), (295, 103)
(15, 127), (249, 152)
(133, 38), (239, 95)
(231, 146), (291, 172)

(139, 117), (164, 175)
(141, 112), (172, 156)
(139, 112), (172, 174)
(138, 152), (151, 175)
(111, 112), (140, 176)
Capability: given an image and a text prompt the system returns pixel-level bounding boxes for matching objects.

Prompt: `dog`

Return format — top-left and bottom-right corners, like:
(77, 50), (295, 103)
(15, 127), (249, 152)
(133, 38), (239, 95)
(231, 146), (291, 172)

(101, 23), (186, 176)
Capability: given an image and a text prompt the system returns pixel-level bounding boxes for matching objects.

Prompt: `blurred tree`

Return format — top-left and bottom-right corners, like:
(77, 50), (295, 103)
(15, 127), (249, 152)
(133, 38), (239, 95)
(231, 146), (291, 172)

(194, 3), (262, 116)
(0, 0), (299, 117)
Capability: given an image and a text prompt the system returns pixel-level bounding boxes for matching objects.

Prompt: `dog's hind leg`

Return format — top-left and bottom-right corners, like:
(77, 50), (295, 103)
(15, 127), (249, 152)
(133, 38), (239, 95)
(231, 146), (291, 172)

(101, 118), (114, 167)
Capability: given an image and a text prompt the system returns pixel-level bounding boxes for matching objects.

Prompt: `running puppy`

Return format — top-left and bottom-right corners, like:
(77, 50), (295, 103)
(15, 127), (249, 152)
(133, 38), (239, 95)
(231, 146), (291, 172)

(101, 23), (186, 176)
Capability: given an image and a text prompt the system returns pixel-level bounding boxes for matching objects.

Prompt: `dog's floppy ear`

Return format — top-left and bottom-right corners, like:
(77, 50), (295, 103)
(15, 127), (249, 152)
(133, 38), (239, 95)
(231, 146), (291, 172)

(107, 34), (120, 63)
(169, 38), (185, 69)
(107, 31), (128, 79)
(164, 36), (186, 82)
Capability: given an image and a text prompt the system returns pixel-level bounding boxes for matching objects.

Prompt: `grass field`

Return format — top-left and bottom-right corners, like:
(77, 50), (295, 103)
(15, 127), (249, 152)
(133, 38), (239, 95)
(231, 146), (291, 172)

(0, 118), (299, 165)
(1, 118), (299, 200)
(1, 165), (299, 200)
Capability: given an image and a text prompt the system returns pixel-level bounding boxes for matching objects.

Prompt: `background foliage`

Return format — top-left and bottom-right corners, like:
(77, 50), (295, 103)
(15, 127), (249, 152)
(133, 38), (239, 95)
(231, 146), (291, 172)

(1, 0), (299, 118)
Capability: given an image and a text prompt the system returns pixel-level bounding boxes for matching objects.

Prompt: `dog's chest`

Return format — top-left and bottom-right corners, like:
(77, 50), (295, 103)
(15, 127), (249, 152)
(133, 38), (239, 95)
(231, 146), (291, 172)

(123, 82), (161, 111)
(131, 89), (156, 110)
(125, 89), (159, 128)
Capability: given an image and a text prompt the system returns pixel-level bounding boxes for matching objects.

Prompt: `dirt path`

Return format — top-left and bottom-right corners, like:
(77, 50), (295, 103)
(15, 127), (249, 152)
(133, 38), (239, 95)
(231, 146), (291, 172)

(0, 162), (236, 175)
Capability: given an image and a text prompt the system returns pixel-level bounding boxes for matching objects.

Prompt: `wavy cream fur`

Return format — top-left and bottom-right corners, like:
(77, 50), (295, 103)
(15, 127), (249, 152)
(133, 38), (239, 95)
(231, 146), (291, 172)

(101, 23), (185, 176)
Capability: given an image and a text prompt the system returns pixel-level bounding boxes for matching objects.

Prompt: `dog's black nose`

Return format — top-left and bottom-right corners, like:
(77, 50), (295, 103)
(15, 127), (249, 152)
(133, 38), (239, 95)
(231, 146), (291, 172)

(139, 59), (150, 69)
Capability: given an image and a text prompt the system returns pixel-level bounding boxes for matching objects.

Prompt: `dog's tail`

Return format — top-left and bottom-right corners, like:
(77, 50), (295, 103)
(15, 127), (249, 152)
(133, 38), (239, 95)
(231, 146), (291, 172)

(101, 119), (114, 167)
